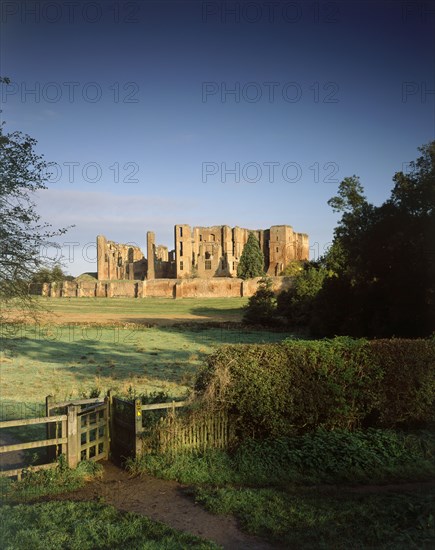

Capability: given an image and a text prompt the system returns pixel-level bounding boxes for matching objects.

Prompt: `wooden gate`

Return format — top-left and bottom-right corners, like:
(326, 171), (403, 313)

(46, 396), (109, 468)
(109, 395), (138, 462)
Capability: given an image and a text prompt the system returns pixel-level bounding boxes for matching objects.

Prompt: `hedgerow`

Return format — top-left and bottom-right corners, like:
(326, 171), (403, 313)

(195, 337), (435, 438)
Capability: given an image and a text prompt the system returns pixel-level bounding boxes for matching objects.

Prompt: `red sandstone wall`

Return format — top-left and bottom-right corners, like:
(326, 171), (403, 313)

(145, 279), (176, 298)
(29, 276), (293, 299)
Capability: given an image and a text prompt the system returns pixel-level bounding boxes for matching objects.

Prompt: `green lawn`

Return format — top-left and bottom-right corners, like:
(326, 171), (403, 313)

(1, 323), (294, 404)
(23, 296), (249, 323)
(0, 501), (218, 549)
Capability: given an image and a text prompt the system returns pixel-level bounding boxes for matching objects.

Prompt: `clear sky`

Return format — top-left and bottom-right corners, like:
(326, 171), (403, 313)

(1, 0), (434, 275)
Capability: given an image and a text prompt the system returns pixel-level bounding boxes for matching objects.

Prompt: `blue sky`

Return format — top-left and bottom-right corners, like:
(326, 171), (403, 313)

(1, 0), (434, 275)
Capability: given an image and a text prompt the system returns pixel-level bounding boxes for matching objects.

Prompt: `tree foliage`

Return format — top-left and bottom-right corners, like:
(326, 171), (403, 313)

(30, 264), (74, 284)
(277, 264), (329, 328)
(237, 232), (265, 279)
(0, 92), (68, 319)
(243, 277), (278, 326)
(276, 142), (435, 337)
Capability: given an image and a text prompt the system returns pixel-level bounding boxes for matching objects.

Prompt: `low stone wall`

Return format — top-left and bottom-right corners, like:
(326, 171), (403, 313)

(28, 276), (294, 299)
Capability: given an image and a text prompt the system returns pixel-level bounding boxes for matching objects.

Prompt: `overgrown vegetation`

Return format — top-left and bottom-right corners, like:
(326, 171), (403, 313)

(0, 501), (218, 549)
(195, 338), (435, 439)
(128, 429), (435, 486)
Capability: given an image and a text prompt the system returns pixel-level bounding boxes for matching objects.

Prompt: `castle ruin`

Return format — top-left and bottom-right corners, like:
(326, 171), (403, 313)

(97, 224), (309, 281)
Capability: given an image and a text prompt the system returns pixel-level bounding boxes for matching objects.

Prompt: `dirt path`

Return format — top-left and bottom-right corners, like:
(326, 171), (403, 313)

(46, 461), (277, 550)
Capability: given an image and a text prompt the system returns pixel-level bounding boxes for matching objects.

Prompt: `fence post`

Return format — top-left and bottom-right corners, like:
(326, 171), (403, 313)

(107, 390), (113, 458)
(45, 395), (56, 461)
(104, 394), (110, 459)
(67, 405), (79, 468)
(134, 398), (143, 457)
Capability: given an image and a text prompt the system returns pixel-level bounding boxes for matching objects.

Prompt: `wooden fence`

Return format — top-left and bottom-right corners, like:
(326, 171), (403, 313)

(0, 394), (232, 477)
(0, 414), (67, 480)
(156, 410), (231, 455)
(136, 400), (232, 457)
(0, 397), (108, 478)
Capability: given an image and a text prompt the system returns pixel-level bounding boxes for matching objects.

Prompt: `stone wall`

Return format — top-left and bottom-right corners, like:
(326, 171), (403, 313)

(29, 277), (294, 299)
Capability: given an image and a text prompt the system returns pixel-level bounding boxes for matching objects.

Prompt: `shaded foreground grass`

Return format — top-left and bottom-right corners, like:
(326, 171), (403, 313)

(1, 323), (294, 403)
(128, 430), (435, 548)
(195, 486), (434, 549)
(0, 460), (103, 503)
(0, 501), (218, 549)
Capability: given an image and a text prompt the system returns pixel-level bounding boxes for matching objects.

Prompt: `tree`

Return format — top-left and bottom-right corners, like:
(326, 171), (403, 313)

(237, 232), (265, 279)
(277, 263), (329, 328)
(280, 259), (306, 277)
(316, 142), (435, 337)
(274, 142), (434, 337)
(243, 277), (278, 326)
(0, 86), (68, 321)
(31, 264), (74, 284)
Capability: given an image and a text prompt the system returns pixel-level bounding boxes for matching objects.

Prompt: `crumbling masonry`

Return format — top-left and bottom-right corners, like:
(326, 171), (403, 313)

(97, 224), (309, 281)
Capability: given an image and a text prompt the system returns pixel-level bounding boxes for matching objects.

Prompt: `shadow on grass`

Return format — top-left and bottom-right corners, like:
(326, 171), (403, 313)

(1, 324), (295, 399)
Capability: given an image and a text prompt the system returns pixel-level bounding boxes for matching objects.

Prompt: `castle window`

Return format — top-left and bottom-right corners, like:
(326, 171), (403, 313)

(180, 261), (183, 271)
(179, 242), (183, 256)
(199, 235), (202, 241)
(205, 251), (211, 260)
(276, 247), (279, 253)
(205, 260), (212, 270)
(232, 262), (235, 271)
(210, 234), (215, 242)
(179, 227), (183, 237)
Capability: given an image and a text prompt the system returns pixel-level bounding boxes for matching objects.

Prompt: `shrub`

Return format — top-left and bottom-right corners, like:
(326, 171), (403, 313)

(195, 337), (435, 439)
(242, 278), (279, 326)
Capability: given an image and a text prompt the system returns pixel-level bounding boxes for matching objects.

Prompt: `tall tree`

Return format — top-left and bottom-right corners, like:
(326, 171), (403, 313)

(237, 232), (265, 279)
(318, 143), (435, 336)
(0, 86), (68, 321)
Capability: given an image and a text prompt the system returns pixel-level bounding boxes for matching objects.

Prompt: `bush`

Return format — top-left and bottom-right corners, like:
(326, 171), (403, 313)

(242, 278), (279, 326)
(195, 337), (435, 439)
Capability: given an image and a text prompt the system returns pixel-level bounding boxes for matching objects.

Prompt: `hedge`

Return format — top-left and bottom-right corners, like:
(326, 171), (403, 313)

(194, 337), (435, 438)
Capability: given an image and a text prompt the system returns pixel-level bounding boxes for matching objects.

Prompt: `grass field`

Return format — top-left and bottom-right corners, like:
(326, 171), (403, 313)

(0, 501), (217, 549)
(7, 297), (249, 325)
(1, 296), (294, 405)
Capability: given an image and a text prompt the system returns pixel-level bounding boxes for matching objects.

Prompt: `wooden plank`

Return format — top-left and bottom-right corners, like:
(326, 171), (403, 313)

(0, 462), (58, 478)
(77, 403), (106, 416)
(80, 434), (106, 451)
(141, 401), (187, 411)
(51, 398), (102, 408)
(0, 437), (67, 453)
(79, 418), (106, 432)
(67, 405), (78, 468)
(0, 415), (67, 429)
